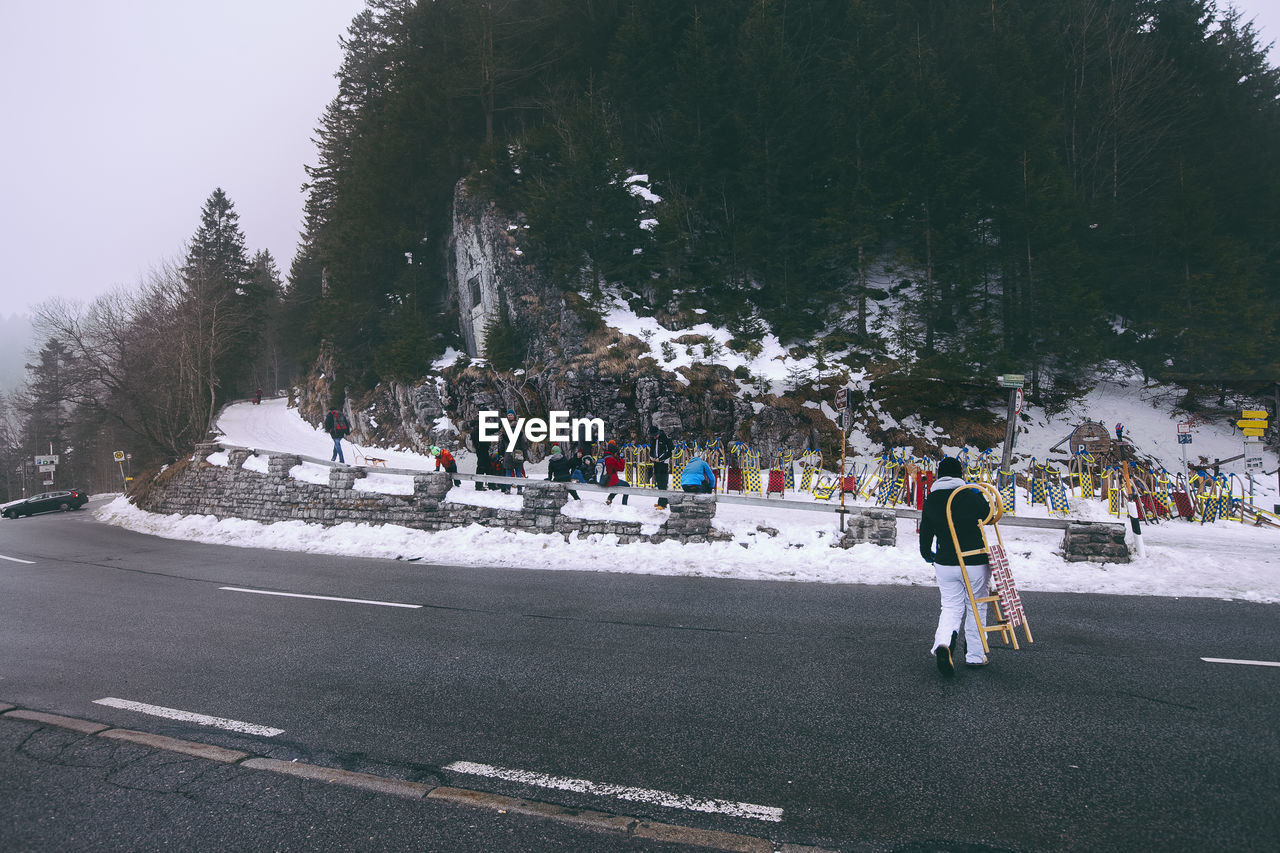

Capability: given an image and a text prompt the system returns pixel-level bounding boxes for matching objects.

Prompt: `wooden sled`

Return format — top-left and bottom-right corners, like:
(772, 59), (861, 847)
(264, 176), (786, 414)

(945, 482), (1033, 654)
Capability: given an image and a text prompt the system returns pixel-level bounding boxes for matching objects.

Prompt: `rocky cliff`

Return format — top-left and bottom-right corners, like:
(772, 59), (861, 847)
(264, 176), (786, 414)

(298, 179), (836, 459)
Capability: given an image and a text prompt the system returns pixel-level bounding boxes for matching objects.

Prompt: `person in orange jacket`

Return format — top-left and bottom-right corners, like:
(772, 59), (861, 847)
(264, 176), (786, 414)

(431, 446), (460, 486)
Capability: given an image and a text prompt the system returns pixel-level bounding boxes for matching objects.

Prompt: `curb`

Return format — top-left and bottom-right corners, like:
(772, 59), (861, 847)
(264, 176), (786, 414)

(1, 703), (834, 852)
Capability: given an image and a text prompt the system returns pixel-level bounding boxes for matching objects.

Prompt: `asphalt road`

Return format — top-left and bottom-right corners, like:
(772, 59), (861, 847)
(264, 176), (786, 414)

(1, 501), (1277, 851)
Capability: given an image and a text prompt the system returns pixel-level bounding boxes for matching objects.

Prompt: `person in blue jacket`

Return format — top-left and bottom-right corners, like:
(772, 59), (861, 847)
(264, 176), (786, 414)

(680, 452), (716, 493)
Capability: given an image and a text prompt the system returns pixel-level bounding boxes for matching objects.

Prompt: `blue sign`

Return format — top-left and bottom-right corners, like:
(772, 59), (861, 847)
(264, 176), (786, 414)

(1177, 434), (1192, 445)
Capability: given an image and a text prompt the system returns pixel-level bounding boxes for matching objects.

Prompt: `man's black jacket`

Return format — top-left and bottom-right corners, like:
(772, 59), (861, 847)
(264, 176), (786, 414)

(919, 477), (991, 565)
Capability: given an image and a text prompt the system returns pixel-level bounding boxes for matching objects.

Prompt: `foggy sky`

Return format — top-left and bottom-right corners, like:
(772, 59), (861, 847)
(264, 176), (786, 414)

(0, 0), (364, 315)
(1, 1), (1276, 319)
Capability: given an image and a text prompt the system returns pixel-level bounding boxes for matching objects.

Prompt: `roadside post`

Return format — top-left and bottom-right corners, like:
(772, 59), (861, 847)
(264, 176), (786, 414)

(35, 454), (58, 489)
(997, 374), (1025, 472)
(836, 385), (849, 532)
(1177, 421), (1192, 478)
(114, 450), (127, 486)
(1121, 460), (1146, 559)
(1239, 409), (1268, 507)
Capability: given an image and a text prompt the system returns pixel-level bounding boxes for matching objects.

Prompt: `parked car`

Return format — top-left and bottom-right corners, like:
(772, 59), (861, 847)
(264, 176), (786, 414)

(2, 490), (88, 518)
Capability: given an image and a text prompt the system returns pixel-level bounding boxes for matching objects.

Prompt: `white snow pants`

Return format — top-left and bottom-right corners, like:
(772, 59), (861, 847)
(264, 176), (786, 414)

(932, 562), (990, 664)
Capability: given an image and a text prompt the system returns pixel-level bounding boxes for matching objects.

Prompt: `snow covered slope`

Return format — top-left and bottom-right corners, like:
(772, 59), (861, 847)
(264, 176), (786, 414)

(93, 395), (1280, 604)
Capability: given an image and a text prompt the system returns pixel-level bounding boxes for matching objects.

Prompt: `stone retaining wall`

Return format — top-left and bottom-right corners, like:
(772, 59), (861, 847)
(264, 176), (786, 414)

(136, 444), (723, 545)
(1061, 521), (1131, 563)
(834, 508), (899, 548)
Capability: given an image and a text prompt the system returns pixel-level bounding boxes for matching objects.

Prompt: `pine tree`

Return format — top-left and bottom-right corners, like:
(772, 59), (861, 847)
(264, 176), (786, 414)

(179, 188), (256, 416)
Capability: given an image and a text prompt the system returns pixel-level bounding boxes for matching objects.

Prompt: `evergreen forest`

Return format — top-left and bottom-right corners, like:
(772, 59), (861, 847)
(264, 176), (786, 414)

(6, 0), (1280, 495)
(285, 0), (1280, 402)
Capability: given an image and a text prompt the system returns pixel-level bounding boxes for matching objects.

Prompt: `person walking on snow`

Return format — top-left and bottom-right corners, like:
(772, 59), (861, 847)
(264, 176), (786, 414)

(323, 407), (350, 464)
(918, 456), (992, 675)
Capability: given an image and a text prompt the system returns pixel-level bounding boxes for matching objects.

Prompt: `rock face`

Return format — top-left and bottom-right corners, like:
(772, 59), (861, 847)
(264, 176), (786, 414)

(295, 179), (836, 461)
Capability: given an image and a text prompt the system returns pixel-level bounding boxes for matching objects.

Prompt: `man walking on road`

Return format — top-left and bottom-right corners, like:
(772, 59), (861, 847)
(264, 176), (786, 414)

(919, 456), (991, 675)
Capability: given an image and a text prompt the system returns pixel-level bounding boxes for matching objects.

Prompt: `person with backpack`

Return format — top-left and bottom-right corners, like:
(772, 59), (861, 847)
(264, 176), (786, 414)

(602, 440), (629, 505)
(918, 456), (992, 676)
(545, 444), (581, 500)
(323, 406), (350, 463)
(650, 425), (674, 510)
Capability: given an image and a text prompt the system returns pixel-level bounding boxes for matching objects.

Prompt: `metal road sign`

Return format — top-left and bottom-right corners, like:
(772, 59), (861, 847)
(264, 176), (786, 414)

(35, 455), (58, 466)
(1238, 419), (1268, 429)
(1242, 409), (1269, 419)
(836, 387), (848, 411)
(1244, 438), (1264, 470)
(998, 374), (1025, 388)
(1177, 434), (1192, 445)
(113, 451), (125, 462)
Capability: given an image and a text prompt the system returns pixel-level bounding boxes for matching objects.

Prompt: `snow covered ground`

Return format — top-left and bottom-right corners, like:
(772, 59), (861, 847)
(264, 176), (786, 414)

(94, 395), (1280, 604)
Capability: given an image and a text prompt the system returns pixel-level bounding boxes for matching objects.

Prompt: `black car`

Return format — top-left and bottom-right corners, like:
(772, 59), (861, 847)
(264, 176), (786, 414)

(2, 490), (88, 518)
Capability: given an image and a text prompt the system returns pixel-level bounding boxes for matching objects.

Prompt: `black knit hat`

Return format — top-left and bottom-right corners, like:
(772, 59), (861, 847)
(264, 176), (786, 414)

(937, 457), (964, 479)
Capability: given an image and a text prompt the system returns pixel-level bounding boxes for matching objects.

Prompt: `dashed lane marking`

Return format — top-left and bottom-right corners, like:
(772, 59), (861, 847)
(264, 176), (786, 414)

(0, 553), (35, 564)
(93, 697), (284, 737)
(444, 760), (784, 823)
(1201, 657), (1280, 668)
(219, 586), (421, 609)
(3, 705), (824, 851)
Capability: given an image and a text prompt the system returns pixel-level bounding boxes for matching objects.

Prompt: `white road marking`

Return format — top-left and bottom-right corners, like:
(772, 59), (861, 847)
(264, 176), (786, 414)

(444, 760), (784, 823)
(1201, 657), (1280, 668)
(0, 553), (35, 564)
(219, 586), (421, 609)
(93, 697), (284, 737)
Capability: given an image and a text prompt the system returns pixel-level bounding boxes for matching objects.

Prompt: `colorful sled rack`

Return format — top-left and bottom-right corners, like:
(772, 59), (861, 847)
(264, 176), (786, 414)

(945, 482), (1034, 654)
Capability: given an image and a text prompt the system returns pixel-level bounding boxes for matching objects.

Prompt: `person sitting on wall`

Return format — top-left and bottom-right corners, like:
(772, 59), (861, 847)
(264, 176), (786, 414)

(545, 444), (581, 501)
(680, 452), (716, 493)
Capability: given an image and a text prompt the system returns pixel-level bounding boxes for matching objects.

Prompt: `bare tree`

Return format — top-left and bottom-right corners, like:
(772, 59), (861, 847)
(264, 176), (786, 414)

(34, 263), (214, 459)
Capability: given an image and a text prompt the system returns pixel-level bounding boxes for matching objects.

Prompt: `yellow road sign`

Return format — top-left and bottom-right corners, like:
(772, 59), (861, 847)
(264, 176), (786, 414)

(1242, 428), (1266, 437)
(1237, 419), (1268, 430)
(1242, 409), (1268, 418)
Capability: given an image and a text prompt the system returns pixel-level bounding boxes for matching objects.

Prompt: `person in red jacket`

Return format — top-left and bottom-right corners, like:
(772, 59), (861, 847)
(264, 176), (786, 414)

(602, 440), (629, 505)
(431, 446), (460, 486)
